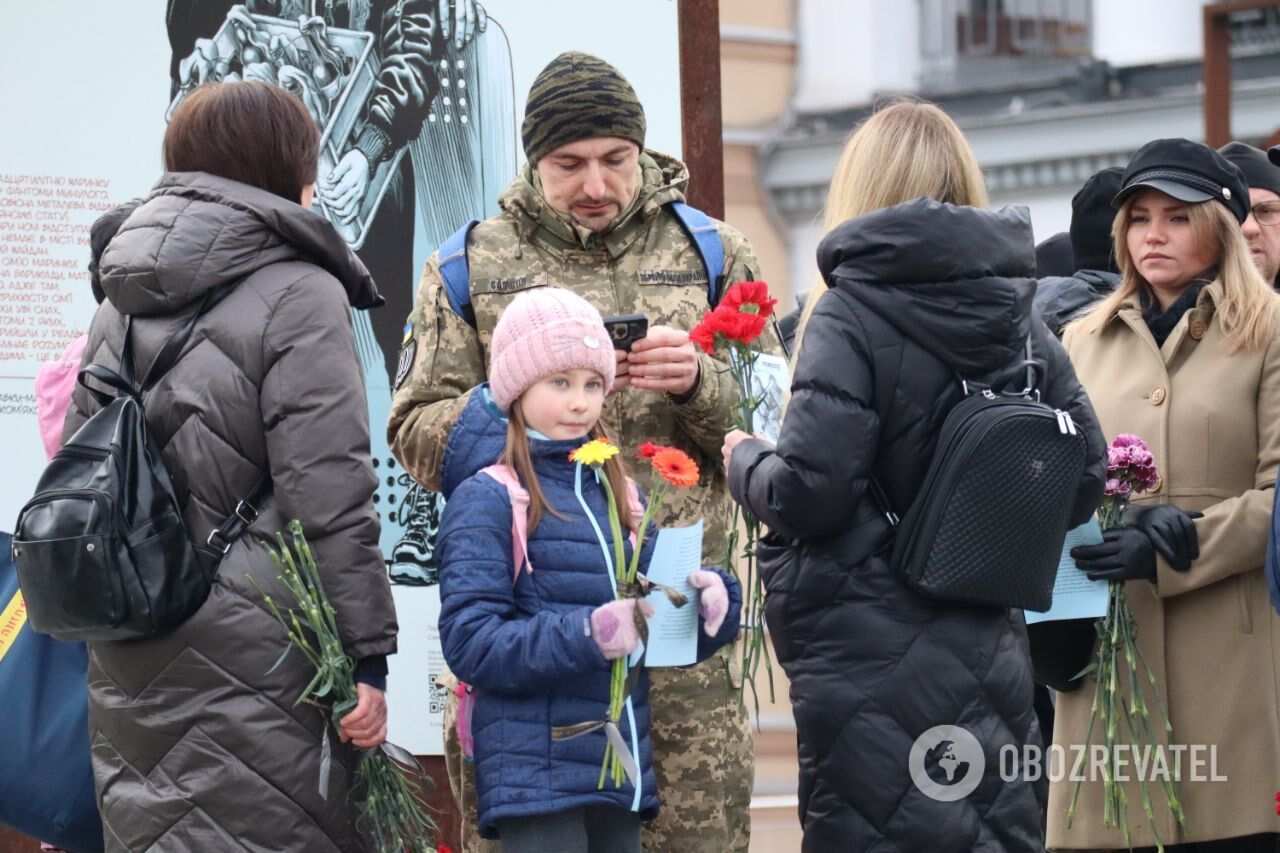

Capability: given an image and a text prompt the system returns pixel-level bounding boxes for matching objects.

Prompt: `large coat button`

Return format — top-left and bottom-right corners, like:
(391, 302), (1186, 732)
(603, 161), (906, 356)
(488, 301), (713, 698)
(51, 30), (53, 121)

(1150, 386), (1167, 405)
(1190, 319), (1207, 340)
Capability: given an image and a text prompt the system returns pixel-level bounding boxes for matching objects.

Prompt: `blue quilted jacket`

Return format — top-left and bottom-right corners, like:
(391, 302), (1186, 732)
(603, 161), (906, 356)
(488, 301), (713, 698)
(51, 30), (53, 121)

(437, 388), (741, 838)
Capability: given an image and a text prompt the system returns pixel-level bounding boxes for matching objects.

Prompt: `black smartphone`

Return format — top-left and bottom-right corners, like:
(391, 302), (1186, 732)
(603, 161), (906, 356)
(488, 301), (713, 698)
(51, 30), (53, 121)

(602, 314), (649, 351)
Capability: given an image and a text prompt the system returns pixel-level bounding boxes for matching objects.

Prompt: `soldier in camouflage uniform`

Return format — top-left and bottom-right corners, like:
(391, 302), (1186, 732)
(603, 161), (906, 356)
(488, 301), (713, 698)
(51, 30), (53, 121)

(388, 52), (781, 852)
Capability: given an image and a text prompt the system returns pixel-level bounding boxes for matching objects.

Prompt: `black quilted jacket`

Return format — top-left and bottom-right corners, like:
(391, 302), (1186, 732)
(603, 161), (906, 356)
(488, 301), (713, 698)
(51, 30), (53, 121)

(66, 172), (398, 851)
(729, 198), (1106, 852)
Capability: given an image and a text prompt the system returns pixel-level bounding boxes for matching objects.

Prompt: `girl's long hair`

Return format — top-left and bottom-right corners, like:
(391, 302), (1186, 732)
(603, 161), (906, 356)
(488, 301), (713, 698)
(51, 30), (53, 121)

(502, 404), (636, 535)
(1075, 195), (1279, 352)
(793, 97), (989, 358)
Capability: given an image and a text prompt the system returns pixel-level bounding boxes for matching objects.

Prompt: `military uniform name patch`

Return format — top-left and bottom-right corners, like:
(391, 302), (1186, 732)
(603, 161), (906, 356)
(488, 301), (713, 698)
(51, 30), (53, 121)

(638, 270), (708, 286)
(479, 272), (550, 295)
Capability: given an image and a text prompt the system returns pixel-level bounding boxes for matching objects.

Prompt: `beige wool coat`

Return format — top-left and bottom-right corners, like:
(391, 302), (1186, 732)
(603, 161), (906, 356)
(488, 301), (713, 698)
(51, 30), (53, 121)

(1048, 280), (1280, 849)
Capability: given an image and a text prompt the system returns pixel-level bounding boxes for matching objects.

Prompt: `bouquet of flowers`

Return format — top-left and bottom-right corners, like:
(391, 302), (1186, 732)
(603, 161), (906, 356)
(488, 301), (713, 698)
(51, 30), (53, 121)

(256, 521), (438, 852)
(690, 280), (779, 714)
(567, 438), (696, 788)
(1068, 434), (1185, 850)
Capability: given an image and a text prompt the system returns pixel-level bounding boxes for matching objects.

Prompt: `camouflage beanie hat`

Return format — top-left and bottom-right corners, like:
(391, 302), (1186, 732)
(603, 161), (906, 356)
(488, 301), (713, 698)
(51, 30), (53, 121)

(521, 51), (646, 164)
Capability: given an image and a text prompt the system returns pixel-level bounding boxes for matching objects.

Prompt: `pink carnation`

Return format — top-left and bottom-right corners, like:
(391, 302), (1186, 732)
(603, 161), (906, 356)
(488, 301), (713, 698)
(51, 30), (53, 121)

(1104, 477), (1132, 498)
(1104, 434), (1160, 498)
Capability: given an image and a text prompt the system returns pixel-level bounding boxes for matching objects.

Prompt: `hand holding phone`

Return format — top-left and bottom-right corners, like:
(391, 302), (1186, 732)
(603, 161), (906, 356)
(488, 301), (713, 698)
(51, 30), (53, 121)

(603, 314), (649, 352)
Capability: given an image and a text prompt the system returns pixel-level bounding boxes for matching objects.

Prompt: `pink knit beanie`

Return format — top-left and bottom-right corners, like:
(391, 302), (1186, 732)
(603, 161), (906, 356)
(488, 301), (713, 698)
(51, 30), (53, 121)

(489, 287), (616, 411)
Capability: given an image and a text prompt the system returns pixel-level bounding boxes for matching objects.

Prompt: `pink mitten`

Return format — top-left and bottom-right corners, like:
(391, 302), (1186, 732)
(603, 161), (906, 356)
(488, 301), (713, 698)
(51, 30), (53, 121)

(590, 599), (656, 660)
(689, 570), (729, 637)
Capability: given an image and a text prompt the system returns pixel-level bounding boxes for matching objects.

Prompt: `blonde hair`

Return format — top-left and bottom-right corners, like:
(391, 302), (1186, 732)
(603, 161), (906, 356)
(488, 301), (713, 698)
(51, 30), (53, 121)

(1075, 195), (1279, 352)
(502, 406), (635, 536)
(793, 98), (988, 356)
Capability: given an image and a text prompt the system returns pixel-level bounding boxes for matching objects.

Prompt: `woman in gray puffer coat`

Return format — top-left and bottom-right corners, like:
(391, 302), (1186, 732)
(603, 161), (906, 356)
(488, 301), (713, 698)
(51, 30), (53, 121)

(64, 82), (398, 851)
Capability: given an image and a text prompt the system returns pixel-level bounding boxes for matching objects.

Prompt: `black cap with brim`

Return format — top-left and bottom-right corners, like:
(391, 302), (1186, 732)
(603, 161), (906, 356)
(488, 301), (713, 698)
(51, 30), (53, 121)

(1114, 138), (1250, 223)
(1115, 175), (1217, 207)
(1271, 145), (1280, 167)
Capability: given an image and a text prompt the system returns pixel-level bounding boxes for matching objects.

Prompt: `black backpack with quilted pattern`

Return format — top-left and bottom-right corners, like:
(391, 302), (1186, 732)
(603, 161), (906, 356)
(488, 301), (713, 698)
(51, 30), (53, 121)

(872, 341), (1087, 611)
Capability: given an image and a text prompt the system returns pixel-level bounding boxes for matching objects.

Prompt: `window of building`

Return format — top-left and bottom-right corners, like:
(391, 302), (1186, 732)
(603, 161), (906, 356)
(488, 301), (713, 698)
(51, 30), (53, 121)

(921, 0), (1092, 89)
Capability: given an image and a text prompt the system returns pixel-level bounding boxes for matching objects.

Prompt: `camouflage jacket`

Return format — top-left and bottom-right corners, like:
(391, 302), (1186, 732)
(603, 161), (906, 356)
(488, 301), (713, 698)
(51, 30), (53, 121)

(387, 150), (781, 562)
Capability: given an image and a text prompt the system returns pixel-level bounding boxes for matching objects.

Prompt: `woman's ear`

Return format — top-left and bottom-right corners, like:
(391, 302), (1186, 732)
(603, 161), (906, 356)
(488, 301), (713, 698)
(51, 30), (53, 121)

(300, 183), (316, 210)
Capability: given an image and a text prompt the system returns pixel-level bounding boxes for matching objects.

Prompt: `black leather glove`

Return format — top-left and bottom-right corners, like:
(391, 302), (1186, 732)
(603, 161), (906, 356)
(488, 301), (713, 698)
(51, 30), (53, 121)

(1131, 505), (1202, 573)
(1071, 526), (1157, 582)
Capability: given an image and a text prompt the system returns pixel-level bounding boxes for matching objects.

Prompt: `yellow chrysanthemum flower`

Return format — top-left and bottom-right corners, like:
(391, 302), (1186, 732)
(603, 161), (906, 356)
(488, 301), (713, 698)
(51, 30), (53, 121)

(569, 438), (619, 467)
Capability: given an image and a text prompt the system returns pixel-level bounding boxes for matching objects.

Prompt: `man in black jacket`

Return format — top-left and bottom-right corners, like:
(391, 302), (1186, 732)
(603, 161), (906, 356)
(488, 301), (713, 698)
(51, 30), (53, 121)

(1220, 141), (1280, 288)
(1033, 166), (1123, 336)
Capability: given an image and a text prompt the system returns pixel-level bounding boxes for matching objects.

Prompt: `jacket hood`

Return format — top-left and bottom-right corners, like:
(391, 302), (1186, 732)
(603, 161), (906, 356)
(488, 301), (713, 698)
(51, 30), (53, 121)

(817, 198), (1038, 376)
(1033, 269), (1121, 335)
(498, 149), (688, 251)
(93, 172), (382, 317)
(440, 387), (594, 499)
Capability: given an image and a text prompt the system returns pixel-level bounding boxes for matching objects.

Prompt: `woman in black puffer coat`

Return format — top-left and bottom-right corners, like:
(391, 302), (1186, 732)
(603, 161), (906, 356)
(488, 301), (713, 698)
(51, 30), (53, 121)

(722, 101), (1107, 852)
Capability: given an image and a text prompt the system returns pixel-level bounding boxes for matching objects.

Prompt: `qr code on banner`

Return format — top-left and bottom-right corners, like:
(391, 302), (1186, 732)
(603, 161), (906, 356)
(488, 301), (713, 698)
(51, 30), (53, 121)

(428, 671), (448, 715)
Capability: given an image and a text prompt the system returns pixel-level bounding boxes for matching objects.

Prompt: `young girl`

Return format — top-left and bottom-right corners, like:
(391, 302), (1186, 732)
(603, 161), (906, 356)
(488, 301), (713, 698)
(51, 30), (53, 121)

(436, 287), (741, 852)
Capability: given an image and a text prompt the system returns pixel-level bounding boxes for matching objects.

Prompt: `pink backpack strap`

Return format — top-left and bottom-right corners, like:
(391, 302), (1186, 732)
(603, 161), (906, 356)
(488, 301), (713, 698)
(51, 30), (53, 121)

(34, 335), (88, 462)
(479, 464), (533, 583)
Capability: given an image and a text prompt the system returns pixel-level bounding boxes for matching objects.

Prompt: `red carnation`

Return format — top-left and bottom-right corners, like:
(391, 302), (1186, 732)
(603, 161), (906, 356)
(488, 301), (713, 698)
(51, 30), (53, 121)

(722, 280), (778, 319)
(720, 309), (768, 344)
(690, 305), (769, 354)
(690, 318), (718, 354)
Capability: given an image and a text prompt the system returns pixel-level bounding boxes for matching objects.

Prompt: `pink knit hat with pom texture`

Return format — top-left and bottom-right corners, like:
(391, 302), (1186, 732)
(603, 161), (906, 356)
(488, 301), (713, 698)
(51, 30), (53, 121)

(489, 287), (616, 411)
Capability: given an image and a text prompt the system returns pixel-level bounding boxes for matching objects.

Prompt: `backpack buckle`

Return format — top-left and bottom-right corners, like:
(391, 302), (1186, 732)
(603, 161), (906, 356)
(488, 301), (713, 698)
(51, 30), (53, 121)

(206, 528), (233, 555)
(235, 499), (259, 525)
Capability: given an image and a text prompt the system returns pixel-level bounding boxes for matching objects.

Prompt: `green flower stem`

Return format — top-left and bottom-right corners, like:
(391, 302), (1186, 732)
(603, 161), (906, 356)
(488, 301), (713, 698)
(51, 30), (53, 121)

(714, 340), (777, 720)
(1070, 493), (1185, 846)
(594, 468), (641, 789)
(258, 521), (438, 852)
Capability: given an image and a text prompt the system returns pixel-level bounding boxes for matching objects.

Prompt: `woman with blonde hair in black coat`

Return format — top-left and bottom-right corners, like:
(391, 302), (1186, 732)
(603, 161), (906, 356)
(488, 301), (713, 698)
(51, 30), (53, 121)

(722, 99), (1107, 851)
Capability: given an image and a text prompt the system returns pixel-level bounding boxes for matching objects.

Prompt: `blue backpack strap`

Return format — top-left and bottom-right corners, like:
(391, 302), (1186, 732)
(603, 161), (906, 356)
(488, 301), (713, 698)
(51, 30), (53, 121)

(439, 219), (480, 328)
(668, 201), (727, 306)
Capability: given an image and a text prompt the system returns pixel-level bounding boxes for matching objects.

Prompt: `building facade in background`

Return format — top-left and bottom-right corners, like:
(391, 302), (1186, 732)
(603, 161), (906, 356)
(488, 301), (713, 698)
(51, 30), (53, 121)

(722, 0), (1280, 314)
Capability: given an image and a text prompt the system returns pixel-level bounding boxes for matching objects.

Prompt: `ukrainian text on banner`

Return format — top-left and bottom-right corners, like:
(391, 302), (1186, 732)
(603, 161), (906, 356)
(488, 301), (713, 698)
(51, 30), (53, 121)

(0, 1), (680, 755)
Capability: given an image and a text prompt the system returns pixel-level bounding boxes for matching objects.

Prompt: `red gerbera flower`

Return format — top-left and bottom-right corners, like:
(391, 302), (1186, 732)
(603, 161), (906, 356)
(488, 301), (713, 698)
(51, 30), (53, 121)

(651, 447), (700, 488)
(636, 441), (662, 459)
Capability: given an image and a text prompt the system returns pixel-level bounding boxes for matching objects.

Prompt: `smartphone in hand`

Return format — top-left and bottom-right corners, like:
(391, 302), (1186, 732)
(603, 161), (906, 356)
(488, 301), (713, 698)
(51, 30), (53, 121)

(602, 314), (648, 352)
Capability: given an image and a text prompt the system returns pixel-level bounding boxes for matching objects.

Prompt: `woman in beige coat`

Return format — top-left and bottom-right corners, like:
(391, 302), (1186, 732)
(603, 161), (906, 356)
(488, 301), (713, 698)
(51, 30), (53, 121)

(1049, 138), (1280, 852)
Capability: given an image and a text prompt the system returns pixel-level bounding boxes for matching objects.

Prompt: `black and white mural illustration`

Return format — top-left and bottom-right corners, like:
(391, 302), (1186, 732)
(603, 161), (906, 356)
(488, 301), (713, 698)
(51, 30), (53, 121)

(166, 1), (516, 587)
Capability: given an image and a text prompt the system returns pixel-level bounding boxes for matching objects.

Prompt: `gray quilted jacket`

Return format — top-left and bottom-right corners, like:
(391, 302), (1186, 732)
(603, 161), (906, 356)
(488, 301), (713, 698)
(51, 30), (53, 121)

(65, 172), (398, 852)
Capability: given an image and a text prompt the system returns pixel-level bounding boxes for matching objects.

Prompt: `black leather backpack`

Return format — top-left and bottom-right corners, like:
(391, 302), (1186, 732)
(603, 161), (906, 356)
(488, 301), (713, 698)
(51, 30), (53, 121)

(873, 341), (1087, 612)
(12, 284), (268, 642)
